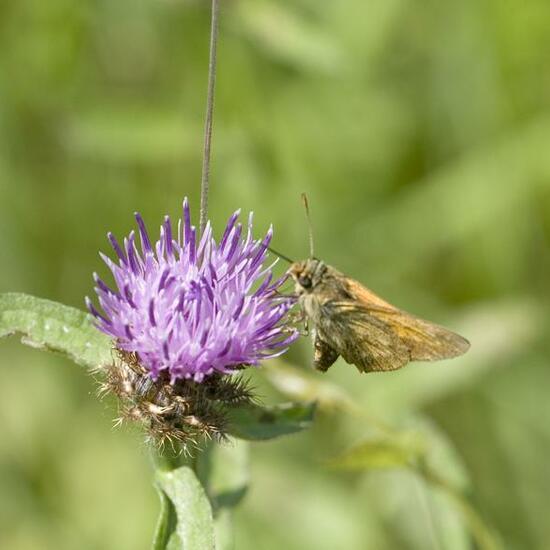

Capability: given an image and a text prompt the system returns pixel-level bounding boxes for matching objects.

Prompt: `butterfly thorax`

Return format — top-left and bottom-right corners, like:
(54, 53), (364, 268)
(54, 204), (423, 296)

(289, 259), (349, 323)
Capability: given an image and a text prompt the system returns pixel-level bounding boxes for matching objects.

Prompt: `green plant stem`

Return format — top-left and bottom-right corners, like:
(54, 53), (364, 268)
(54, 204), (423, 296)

(199, 0), (220, 235)
(412, 471), (443, 550)
(152, 445), (192, 472)
(415, 460), (502, 550)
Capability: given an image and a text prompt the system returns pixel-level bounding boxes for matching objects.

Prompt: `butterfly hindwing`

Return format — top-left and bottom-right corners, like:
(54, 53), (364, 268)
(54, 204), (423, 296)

(312, 333), (339, 372)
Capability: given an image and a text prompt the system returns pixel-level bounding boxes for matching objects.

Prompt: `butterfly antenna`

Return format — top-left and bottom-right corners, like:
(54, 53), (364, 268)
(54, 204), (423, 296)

(301, 193), (315, 258)
(267, 246), (294, 264)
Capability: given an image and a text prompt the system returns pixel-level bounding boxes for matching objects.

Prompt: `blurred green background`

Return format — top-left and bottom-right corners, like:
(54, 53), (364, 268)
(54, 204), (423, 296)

(1, 0), (550, 548)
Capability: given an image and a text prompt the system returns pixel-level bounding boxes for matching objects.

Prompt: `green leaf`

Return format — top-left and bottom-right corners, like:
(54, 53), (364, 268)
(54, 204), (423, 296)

(156, 466), (215, 550)
(0, 292), (112, 368)
(328, 435), (425, 471)
(152, 486), (178, 550)
(328, 419), (502, 550)
(227, 402), (316, 441)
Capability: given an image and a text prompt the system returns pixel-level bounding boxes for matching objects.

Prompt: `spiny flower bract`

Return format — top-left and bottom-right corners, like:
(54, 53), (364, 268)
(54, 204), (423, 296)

(87, 199), (297, 383)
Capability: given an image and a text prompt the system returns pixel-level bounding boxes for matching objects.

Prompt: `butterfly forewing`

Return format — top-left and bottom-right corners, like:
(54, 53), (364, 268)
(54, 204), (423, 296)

(317, 300), (409, 372)
(366, 305), (470, 361)
(315, 278), (470, 373)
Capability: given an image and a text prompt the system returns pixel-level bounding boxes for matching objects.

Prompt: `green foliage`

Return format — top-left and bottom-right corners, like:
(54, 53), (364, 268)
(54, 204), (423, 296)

(0, 293), (315, 549)
(0, 291), (314, 441)
(227, 402), (316, 441)
(328, 436), (423, 471)
(327, 421), (502, 550)
(152, 440), (253, 550)
(0, 293), (111, 367)
(152, 487), (177, 550)
(155, 466), (215, 550)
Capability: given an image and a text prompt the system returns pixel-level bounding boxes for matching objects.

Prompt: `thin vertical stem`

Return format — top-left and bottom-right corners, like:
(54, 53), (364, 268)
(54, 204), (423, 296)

(412, 470), (443, 550)
(199, 0), (220, 235)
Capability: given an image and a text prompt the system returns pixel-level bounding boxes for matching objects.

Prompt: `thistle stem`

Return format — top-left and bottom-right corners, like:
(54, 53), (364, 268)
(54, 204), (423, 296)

(199, 0), (220, 235)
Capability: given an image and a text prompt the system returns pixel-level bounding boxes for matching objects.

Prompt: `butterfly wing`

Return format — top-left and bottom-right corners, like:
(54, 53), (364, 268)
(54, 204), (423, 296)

(315, 279), (470, 373)
(316, 300), (410, 372)
(312, 333), (340, 372)
(365, 304), (470, 362)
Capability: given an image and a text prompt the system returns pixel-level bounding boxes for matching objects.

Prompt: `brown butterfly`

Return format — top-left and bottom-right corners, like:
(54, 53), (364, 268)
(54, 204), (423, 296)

(285, 195), (470, 373)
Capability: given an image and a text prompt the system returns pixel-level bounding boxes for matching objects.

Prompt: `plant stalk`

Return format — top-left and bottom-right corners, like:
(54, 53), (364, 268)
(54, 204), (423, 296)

(199, 0), (220, 235)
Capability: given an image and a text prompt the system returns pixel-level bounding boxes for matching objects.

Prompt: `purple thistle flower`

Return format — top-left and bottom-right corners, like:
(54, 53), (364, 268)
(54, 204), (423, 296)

(87, 199), (297, 383)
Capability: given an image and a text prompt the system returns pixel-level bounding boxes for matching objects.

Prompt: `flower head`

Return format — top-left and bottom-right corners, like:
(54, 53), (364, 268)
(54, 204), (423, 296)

(87, 199), (297, 383)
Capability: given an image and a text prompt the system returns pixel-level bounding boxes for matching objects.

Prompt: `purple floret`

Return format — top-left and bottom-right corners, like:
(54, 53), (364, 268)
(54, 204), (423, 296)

(87, 199), (297, 382)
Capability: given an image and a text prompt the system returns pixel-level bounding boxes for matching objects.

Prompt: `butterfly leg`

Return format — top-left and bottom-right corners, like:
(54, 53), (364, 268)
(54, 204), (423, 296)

(313, 334), (339, 372)
(286, 311), (309, 336)
(303, 315), (309, 337)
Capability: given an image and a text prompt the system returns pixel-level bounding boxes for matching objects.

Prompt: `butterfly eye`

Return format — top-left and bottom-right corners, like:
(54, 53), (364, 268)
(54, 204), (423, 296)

(298, 275), (312, 289)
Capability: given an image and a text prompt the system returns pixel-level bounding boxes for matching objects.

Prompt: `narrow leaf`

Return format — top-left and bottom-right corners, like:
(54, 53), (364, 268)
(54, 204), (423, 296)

(156, 466), (215, 550)
(328, 436), (425, 471)
(151, 486), (178, 550)
(0, 292), (111, 368)
(227, 402), (315, 440)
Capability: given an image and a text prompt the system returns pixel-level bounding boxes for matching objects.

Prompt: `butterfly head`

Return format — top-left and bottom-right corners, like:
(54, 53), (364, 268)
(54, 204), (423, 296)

(289, 258), (326, 295)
